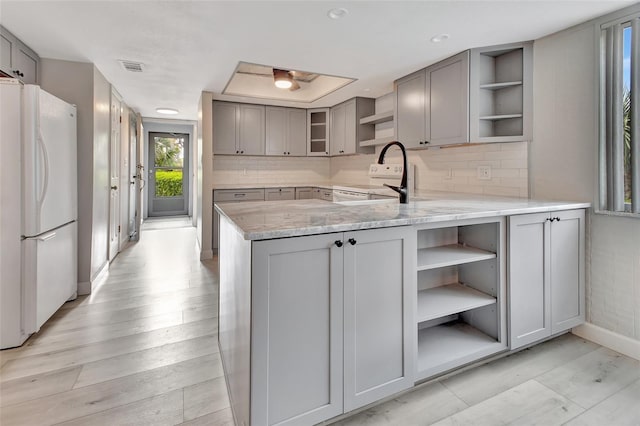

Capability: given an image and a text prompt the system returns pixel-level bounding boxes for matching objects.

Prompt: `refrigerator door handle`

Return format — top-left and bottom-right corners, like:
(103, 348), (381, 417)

(37, 231), (56, 241)
(37, 128), (50, 210)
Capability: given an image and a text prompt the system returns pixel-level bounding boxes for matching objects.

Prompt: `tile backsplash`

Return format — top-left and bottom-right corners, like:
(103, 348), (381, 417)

(331, 141), (529, 198)
(212, 155), (330, 186)
(213, 141), (529, 198)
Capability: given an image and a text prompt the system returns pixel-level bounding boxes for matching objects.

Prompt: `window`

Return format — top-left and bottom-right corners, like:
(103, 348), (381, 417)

(600, 14), (639, 214)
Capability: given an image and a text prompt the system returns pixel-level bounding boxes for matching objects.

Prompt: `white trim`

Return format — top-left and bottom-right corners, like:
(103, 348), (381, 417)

(572, 323), (640, 361)
(200, 249), (213, 260)
(78, 261), (109, 295)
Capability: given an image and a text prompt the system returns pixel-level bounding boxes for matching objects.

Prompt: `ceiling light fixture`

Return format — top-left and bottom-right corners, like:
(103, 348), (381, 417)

(431, 33), (450, 43)
(156, 107), (179, 115)
(327, 8), (349, 19)
(273, 69), (293, 89)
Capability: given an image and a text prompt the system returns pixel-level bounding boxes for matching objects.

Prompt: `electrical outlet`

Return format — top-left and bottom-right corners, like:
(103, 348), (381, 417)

(477, 166), (491, 180)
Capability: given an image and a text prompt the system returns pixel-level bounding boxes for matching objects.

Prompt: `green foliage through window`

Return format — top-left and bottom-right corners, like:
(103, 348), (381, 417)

(155, 169), (183, 197)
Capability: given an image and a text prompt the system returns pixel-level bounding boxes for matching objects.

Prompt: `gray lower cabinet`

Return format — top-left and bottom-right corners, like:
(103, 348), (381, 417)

(314, 187), (333, 201)
(265, 187), (295, 201)
(212, 189), (264, 250)
(508, 209), (585, 350)
(250, 227), (415, 425)
(295, 187), (314, 200)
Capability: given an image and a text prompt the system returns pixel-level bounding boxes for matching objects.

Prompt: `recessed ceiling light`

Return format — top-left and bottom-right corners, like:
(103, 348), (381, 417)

(156, 108), (179, 115)
(327, 8), (348, 19)
(431, 33), (450, 43)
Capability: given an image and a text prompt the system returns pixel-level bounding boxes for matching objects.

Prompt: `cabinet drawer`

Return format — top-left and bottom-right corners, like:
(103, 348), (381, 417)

(214, 189), (265, 202)
(265, 188), (295, 201)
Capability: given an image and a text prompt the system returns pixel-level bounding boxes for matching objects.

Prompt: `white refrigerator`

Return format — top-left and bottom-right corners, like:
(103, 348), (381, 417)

(1, 78), (78, 349)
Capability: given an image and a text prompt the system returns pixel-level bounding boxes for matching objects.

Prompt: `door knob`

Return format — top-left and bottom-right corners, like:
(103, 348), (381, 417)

(348, 238), (357, 245)
(334, 240), (343, 247)
(111, 185), (118, 190)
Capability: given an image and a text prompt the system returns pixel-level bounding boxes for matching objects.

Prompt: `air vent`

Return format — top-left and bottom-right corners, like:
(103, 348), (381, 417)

(119, 60), (144, 72)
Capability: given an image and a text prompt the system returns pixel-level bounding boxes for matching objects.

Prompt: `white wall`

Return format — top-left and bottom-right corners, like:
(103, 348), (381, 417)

(40, 59), (95, 290)
(91, 67), (111, 280)
(199, 92), (213, 259)
(141, 119), (196, 219)
(531, 9), (640, 342)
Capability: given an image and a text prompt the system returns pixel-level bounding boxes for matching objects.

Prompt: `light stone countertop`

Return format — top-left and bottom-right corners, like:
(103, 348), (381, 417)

(215, 192), (591, 241)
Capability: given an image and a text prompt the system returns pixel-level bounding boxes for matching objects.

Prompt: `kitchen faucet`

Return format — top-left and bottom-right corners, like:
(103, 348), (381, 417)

(377, 141), (409, 204)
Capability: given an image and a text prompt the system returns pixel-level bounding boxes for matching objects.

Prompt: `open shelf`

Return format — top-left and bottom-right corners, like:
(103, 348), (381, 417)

(359, 136), (395, 147)
(479, 114), (523, 121)
(479, 81), (522, 90)
(310, 122), (326, 126)
(359, 110), (394, 125)
(416, 321), (505, 380)
(417, 283), (496, 323)
(417, 244), (496, 271)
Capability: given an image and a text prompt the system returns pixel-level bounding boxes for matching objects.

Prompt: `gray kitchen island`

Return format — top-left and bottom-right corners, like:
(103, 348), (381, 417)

(215, 194), (590, 426)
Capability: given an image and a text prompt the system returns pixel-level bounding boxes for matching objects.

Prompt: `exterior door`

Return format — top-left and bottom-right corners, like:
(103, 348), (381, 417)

(108, 91), (121, 262)
(148, 132), (189, 216)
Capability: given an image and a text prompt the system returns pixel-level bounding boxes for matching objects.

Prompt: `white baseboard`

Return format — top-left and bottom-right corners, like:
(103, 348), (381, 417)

(78, 262), (109, 295)
(572, 323), (640, 361)
(200, 249), (213, 260)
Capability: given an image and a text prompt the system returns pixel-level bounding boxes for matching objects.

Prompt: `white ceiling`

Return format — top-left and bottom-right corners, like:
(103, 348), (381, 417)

(1, 1), (634, 120)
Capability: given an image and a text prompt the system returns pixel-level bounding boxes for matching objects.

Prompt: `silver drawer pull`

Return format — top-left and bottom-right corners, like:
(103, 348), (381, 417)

(234, 193), (246, 197)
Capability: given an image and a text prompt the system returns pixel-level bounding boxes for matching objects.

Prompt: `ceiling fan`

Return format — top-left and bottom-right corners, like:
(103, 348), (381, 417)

(273, 68), (301, 91)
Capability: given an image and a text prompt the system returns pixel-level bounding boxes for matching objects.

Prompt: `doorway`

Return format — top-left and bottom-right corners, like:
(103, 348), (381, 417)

(148, 132), (189, 217)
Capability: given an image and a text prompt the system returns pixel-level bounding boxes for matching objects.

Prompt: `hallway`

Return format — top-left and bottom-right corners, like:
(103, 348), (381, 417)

(0, 222), (231, 425)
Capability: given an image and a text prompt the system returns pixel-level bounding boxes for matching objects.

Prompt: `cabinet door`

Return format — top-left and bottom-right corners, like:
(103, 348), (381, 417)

(0, 32), (13, 75)
(15, 47), (38, 85)
(265, 188), (295, 201)
(550, 209), (585, 334)
(295, 187), (314, 200)
(508, 212), (551, 350)
(239, 104), (265, 155)
(343, 99), (357, 154)
(343, 227), (415, 411)
(213, 102), (239, 155)
(396, 70), (426, 149)
(265, 106), (287, 156)
(330, 103), (346, 155)
(252, 234), (344, 426)
(427, 51), (469, 145)
(287, 108), (307, 156)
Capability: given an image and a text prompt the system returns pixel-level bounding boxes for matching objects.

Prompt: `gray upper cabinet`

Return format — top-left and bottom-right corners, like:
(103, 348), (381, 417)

(469, 42), (533, 142)
(330, 97), (375, 156)
(213, 101), (265, 155)
(266, 106), (307, 156)
(0, 25), (40, 85)
(307, 108), (330, 156)
(396, 70), (426, 149)
(395, 51), (469, 148)
(427, 51), (469, 145)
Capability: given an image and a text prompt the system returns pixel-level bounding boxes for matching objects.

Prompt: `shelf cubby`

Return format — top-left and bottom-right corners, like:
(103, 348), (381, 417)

(469, 42), (532, 142)
(359, 110), (394, 125)
(417, 283), (496, 323)
(414, 218), (506, 381)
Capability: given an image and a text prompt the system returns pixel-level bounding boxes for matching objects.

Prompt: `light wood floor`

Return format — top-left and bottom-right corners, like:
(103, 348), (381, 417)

(1, 221), (638, 425)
